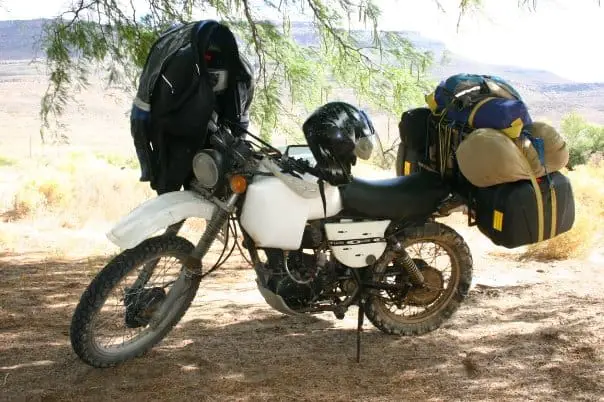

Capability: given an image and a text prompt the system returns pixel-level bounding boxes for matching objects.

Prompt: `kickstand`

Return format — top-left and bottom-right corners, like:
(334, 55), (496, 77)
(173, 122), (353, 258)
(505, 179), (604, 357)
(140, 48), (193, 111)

(356, 299), (365, 363)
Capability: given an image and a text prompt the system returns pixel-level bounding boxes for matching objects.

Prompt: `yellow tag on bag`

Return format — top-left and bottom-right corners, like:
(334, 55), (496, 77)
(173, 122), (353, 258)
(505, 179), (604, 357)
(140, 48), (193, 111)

(492, 210), (504, 231)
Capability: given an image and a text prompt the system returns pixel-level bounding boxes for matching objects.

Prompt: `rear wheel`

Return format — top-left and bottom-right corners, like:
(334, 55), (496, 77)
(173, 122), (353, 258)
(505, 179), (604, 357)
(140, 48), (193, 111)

(70, 236), (201, 368)
(365, 222), (473, 335)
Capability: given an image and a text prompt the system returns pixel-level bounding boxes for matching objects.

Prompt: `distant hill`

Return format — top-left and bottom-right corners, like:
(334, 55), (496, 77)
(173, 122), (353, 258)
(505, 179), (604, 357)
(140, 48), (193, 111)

(1, 18), (604, 125)
(0, 19), (47, 60)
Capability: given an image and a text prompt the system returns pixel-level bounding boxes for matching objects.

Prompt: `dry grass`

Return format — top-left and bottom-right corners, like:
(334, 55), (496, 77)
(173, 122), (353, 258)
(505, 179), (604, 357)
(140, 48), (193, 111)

(2, 150), (601, 262)
(1, 150), (153, 228)
(0, 151), (394, 224)
(93, 152), (140, 170)
(0, 155), (15, 166)
(521, 160), (604, 261)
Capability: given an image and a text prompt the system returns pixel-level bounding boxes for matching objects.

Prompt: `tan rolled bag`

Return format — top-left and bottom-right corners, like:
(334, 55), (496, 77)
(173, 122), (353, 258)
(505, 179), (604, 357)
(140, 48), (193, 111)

(455, 122), (569, 187)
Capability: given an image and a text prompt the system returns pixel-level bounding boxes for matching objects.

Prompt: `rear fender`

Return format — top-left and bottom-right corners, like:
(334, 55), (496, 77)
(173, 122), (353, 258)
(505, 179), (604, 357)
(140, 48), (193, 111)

(106, 191), (216, 250)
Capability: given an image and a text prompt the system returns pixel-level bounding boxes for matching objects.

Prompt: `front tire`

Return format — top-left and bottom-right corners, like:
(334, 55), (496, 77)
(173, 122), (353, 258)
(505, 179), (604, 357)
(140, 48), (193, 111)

(365, 222), (473, 336)
(70, 236), (201, 368)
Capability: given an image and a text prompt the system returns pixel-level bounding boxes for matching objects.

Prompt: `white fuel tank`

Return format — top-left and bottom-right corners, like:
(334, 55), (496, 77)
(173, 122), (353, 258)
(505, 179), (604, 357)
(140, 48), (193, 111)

(240, 174), (342, 250)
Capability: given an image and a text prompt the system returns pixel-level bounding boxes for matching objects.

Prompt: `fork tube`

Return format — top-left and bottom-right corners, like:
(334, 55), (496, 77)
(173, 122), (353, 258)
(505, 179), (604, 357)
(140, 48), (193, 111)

(186, 193), (240, 270)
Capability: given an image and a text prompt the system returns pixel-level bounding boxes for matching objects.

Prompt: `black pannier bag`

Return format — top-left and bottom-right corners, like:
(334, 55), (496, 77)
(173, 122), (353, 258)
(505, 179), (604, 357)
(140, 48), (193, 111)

(397, 108), (471, 186)
(130, 20), (254, 194)
(471, 171), (575, 249)
(425, 115), (472, 181)
(396, 107), (431, 176)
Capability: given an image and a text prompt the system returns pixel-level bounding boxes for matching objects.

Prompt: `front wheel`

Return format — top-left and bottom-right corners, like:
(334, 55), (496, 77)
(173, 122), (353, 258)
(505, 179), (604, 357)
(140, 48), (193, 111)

(365, 222), (473, 336)
(70, 236), (201, 368)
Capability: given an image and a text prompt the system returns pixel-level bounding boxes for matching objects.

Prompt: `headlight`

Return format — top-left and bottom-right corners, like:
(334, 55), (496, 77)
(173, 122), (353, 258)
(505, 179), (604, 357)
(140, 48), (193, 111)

(192, 150), (221, 188)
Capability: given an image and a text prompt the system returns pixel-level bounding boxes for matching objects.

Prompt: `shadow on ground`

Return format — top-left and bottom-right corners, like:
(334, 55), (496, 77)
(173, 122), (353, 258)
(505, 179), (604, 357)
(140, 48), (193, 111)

(0, 252), (602, 401)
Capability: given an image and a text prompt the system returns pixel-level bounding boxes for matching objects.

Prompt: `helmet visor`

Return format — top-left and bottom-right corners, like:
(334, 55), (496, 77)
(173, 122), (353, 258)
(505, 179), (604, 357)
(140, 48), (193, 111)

(354, 134), (374, 160)
(354, 109), (375, 160)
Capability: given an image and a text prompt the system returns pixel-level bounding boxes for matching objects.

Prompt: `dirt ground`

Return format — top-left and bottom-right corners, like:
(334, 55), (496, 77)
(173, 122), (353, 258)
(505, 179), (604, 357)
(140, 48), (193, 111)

(0, 219), (603, 402)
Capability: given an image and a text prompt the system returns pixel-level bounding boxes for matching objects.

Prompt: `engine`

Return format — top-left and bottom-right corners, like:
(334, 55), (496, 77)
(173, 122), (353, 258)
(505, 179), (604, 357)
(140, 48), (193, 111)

(263, 222), (347, 310)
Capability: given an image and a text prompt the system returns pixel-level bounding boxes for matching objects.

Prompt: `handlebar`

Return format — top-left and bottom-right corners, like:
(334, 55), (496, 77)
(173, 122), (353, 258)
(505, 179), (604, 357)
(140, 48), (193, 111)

(209, 120), (346, 184)
(209, 125), (254, 168)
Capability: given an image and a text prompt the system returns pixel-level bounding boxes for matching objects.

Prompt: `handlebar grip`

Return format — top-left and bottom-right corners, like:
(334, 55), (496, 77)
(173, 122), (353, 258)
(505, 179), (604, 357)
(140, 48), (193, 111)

(284, 157), (321, 177)
(209, 131), (229, 151)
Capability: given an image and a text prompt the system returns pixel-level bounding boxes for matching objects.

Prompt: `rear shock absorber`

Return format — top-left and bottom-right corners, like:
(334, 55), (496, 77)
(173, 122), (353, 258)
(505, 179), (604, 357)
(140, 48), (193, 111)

(392, 241), (425, 286)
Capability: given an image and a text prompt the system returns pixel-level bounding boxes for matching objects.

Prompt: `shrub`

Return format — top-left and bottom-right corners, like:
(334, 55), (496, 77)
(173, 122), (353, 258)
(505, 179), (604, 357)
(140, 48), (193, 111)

(7, 172), (72, 220)
(561, 112), (604, 168)
(521, 160), (604, 261)
(369, 151), (396, 171)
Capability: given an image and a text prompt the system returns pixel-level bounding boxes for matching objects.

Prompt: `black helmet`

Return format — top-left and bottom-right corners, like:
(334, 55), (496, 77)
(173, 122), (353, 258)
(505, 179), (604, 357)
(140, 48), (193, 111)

(302, 101), (376, 179)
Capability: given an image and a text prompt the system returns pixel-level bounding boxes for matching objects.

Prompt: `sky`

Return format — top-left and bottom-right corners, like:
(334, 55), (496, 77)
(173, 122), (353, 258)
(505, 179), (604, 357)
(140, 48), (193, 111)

(1, 0), (603, 82)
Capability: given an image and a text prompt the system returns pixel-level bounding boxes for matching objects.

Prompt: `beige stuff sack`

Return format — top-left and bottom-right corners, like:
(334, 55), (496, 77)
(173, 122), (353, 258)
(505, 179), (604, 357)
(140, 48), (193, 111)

(456, 128), (533, 187)
(522, 121), (570, 176)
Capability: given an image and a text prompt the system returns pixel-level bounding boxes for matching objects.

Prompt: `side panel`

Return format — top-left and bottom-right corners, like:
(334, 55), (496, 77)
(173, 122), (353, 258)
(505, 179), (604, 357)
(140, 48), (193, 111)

(324, 220), (391, 268)
(107, 191), (216, 250)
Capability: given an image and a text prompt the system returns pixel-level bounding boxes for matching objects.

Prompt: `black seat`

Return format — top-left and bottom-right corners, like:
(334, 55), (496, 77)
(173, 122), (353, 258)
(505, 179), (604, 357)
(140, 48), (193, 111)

(339, 171), (451, 220)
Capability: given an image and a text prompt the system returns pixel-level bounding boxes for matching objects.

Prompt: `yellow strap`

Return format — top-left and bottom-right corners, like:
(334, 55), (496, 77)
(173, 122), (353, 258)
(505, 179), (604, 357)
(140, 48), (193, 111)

(550, 184), (558, 238)
(436, 117), (452, 178)
(425, 92), (438, 112)
(513, 139), (544, 242)
(468, 97), (496, 127)
(527, 171), (544, 242)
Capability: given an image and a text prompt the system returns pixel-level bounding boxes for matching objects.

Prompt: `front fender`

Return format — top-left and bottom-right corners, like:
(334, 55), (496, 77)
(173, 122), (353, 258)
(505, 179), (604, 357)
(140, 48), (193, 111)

(106, 191), (216, 250)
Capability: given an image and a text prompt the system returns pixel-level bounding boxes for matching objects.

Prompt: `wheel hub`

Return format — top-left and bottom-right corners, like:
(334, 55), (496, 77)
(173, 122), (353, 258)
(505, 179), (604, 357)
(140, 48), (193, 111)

(405, 266), (444, 306)
(124, 287), (167, 328)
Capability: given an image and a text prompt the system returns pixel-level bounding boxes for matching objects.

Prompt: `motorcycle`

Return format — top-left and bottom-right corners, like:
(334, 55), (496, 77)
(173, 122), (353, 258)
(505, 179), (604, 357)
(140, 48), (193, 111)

(69, 119), (473, 368)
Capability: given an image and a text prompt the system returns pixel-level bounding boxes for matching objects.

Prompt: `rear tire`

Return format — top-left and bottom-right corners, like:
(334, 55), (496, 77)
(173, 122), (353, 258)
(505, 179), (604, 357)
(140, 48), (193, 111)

(70, 236), (201, 368)
(365, 222), (472, 336)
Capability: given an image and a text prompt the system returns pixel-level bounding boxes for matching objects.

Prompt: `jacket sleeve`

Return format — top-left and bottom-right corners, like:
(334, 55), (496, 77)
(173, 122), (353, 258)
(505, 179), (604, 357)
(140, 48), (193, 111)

(130, 103), (154, 182)
(236, 54), (256, 132)
(238, 80), (254, 130)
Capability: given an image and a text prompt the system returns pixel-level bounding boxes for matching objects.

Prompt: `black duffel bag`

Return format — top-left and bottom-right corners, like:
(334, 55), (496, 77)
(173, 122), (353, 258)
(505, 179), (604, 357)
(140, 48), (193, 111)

(471, 171), (575, 248)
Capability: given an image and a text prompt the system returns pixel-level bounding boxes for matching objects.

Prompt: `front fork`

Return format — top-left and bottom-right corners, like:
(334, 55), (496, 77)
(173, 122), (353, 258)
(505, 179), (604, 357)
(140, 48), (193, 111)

(149, 193), (240, 328)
